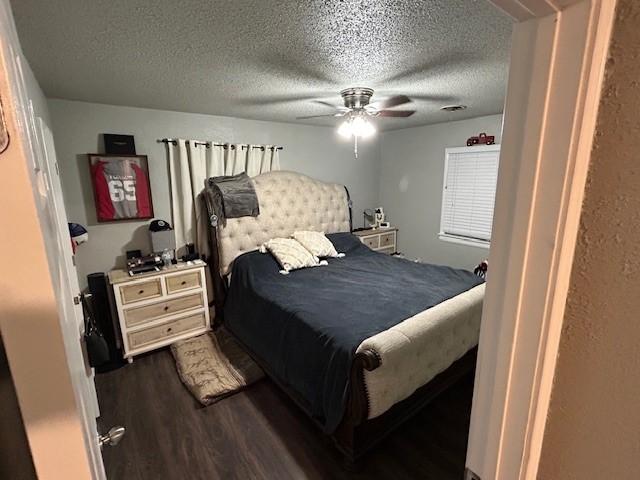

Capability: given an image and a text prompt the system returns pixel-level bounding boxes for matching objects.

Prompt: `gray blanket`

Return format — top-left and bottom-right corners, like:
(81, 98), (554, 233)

(206, 172), (259, 225)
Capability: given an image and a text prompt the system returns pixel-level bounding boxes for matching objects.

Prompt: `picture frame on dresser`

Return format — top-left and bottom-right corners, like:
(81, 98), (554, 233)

(108, 261), (210, 363)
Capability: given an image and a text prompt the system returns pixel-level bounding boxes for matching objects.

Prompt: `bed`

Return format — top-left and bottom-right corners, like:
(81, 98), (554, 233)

(204, 171), (484, 465)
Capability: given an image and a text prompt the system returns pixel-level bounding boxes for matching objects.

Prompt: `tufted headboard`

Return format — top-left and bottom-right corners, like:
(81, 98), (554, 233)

(211, 171), (351, 276)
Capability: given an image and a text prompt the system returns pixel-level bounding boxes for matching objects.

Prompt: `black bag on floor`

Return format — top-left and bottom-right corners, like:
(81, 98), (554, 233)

(82, 294), (110, 368)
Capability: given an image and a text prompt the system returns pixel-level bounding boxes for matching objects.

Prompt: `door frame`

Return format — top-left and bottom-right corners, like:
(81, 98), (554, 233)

(468, 1), (617, 479)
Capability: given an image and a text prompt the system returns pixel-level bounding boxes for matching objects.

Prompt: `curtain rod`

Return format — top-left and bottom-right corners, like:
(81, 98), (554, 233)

(157, 138), (283, 150)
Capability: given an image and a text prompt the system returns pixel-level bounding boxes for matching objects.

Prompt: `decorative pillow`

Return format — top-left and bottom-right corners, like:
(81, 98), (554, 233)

(292, 231), (340, 258)
(259, 238), (320, 273)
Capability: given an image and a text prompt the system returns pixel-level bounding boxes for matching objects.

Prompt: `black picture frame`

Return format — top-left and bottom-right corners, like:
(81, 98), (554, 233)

(103, 134), (136, 155)
(88, 154), (154, 222)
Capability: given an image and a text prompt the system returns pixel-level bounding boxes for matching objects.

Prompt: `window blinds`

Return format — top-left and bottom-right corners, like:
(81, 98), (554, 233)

(440, 146), (500, 243)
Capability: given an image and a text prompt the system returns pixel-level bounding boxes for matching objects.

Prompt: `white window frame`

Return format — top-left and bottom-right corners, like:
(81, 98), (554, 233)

(439, 144), (500, 249)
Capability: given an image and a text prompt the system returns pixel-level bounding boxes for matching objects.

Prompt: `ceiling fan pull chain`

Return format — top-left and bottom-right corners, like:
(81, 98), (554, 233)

(354, 135), (358, 159)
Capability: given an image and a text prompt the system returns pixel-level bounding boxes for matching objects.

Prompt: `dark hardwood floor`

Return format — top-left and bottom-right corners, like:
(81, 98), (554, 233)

(96, 349), (474, 480)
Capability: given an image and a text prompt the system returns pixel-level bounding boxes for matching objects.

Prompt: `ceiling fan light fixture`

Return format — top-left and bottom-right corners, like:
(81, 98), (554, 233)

(337, 116), (376, 140)
(315, 87), (411, 158)
(351, 116), (376, 138)
(337, 120), (353, 138)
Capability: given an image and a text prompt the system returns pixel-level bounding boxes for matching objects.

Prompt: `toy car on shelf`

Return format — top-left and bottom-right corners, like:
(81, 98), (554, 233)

(466, 132), (495, 146)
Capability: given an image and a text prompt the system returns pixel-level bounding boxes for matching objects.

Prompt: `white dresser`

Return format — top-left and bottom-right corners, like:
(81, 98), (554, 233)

(109, 260), (210, 363)
(353, 227), (398, 255)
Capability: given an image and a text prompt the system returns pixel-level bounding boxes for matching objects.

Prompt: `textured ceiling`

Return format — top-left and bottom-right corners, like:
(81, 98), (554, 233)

(11, 0), (512, 131)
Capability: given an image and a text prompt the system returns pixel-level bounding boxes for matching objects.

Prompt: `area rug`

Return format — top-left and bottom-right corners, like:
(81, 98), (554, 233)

(171, 328), (264, 406)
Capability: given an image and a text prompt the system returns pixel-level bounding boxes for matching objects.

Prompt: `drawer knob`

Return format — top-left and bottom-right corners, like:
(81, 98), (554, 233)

(167, 327), (173, 333)
(164, 306), (169, 311)
(138, 289), (144, 294)
(181, 281), (187, 285)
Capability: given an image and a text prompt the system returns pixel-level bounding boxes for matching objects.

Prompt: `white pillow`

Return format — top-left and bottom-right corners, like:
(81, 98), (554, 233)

(292, 231), (339, 258)
(259, 238), (319, 273)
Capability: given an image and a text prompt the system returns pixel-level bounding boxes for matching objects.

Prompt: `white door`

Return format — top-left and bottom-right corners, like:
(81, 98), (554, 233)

(37, 115), (101, 417)
(6, 39), (107, 480)
(36, 114), (105, 478)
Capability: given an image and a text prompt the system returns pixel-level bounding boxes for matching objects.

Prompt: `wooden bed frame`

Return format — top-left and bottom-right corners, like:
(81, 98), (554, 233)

(202, 179), (477, 467)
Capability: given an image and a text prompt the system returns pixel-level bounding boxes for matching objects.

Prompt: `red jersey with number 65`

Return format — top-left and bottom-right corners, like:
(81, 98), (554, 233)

(92, 159), (151, 221)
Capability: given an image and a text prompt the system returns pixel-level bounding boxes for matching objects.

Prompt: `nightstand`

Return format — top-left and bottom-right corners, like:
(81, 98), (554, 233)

(353, 227), (398, 254)
(108, 260), (210, 363)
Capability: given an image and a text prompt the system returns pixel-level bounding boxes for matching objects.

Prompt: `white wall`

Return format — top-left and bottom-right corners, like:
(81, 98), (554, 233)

(379, 114), (503, 269)
(48, 99), (380, 287)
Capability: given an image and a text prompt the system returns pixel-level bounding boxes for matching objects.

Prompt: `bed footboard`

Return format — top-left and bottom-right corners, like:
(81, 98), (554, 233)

(335, 347), (477, 466)
(333, 285), (484, 465)
(357, 284), (484, 419)
(346, 349), (381, 425)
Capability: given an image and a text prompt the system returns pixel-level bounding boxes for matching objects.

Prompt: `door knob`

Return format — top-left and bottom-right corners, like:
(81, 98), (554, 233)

(98, 426), (126, 449)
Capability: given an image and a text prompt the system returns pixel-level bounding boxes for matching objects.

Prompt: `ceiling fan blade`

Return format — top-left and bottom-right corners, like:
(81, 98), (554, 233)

(410, 94), (457, 103)
(313, 100), (351, 112)
(296, 113), (342, 120)
(368, 95), (412, 110)
(377, 110), (416, 117)
(240, 93), (325, 106)
(313, 100), (340, 108)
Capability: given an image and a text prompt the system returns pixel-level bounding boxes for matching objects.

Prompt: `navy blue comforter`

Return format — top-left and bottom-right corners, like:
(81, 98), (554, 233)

(224, 233), (483, 433)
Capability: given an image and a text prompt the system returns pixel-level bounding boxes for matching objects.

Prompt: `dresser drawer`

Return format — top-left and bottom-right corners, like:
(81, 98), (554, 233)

(127, 312), (206, 349)
(377, 246), (395, 255)
(379, 232), (395, 248)
(361, 235), (380, 249)
(120, 278), (162, 305)
(165, 270), (201, 294)
(123, 292), (204, 328)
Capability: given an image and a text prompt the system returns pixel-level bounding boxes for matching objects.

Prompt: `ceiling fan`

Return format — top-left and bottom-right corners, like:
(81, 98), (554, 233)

(297, 87), (416, 120)
(296, 87), (416, 157)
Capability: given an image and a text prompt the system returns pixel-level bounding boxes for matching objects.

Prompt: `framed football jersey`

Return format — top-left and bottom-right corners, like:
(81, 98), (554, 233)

(89, 154), (154, 222)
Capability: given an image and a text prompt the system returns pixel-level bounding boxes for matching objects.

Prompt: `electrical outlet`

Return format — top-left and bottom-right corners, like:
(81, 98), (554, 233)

(464, 468), (481, 480)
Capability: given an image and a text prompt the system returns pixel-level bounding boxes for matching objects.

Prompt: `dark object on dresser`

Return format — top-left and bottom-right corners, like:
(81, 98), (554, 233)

(126, 254), (163, 276)
(149, 219), (172, 232)
(126, 249), (142, 260)
(103, 133), (136, 155)
(181, 243), (199, 262)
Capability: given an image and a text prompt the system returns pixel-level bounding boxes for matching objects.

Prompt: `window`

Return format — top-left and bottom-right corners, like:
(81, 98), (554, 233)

(439, 145), (500, 248)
